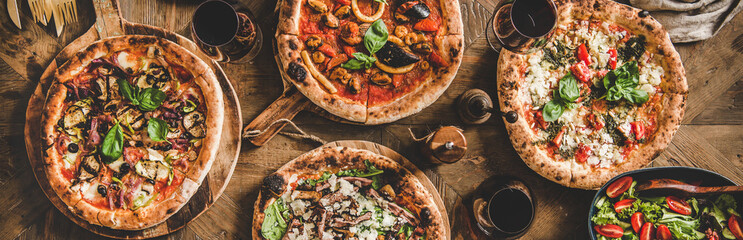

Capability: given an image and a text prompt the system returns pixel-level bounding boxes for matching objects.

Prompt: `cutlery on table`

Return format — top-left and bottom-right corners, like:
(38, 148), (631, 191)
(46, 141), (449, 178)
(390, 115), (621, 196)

(7, 0), (22, 29)
(636, 178), (743, 197)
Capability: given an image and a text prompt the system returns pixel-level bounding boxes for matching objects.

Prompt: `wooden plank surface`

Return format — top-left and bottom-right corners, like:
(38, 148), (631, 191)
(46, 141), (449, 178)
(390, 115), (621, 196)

(0, 0), (742, 239)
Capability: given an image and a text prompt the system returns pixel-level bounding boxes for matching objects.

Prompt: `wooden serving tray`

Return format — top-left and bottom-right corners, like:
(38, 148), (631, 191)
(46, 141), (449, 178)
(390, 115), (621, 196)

(22, 0), (242, 238)
(320, 140), (451, 239)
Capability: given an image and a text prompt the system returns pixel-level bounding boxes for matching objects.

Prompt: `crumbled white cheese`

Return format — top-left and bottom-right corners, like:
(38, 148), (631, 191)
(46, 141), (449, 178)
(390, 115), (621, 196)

(338, 179), (355, 196)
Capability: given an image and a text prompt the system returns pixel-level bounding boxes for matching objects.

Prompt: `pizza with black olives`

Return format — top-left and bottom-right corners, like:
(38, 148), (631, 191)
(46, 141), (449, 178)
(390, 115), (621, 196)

(276, 0), (464, 124)
(497, 0), (687, 189)
(41, 35), (224, 230)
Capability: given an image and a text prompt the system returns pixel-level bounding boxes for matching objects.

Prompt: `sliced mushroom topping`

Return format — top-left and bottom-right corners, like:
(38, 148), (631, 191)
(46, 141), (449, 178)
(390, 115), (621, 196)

(103, 100), (120, 113)
(305, 35), (324, 50)
(334, 5), (351, 19)
(291, 190), (322, 201)
(107, 76), (122, 100)
(322, 12), (339, 28)
(134, 159), (169, 181)
(166, 128), (182, 139)
(379, 184), (396, 199)
(63, 99), (92, 133)
(183, 111), (206, 138)
(307, 0), (328, 13)
(108, 157), (127, 173)
(371, 72), (393, 86)
(78, 155), (101, 181)
(116, 105), (146, 131)
(141, 182), (155, 195)
(92, 77), (108, 101)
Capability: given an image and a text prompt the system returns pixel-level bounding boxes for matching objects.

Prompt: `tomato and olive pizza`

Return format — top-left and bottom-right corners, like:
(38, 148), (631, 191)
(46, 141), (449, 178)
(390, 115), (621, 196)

(253, 146), (446, 240)
(276, 0), (464, 124)
(41, 36), (224, 230)
(497, 0), (687, 189)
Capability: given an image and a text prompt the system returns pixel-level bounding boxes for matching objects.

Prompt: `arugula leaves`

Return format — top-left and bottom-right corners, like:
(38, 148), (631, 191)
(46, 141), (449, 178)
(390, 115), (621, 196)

(261, 198), (289, 240)
(101, 121), (124, 163)
(117, 79), (166, 111)
(602, 61), (648, 104)
(542, 74), (580, 122)
(398, 224), (415, 239)
(305, 172), (332, 186)
(147, 117), (170, 142)
(342, 19), (388, 70)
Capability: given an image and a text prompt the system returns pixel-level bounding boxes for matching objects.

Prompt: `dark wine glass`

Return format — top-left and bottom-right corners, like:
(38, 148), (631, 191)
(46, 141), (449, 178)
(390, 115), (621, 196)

(486, 0), (557, 54)
(190, 0), (263, 63)
(471, 176), (536, 239)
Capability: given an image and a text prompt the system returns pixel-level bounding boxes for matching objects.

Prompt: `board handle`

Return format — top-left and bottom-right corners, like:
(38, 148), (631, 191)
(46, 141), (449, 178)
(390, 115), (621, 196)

(243, 87), (311, 146)
(92, 0), (124, 38)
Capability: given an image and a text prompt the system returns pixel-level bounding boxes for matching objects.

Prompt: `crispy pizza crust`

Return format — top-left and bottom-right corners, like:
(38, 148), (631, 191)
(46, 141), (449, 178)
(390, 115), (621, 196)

(251, 146), (446, 239)
(41, 35), (223, 230)
(276, 0), (464, 124)
(497, 0), (687, 189)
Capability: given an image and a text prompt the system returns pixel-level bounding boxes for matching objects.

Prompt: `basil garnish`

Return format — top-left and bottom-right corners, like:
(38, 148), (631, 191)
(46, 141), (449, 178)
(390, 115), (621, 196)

(117, 79), (166, 111)
(602, 61), (648, 104)
(147, 117), (169, 142)
(542, 100), (564, 122)
(364, 19), (388, 55)
(342, 19), (387, 70)
(261, 198), (289, 240)
(101, 121), (124, 163)
(542, 74), (580, 122)
(341, 52), (377, 70)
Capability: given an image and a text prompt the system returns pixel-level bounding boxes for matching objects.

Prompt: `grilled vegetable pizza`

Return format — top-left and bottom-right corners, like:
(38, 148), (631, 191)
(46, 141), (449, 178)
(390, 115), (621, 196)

(497, 0), (687, 189)
(41, 36), (224, 230)
(276, 0), (464, 124)
(253, 147), (445, 240)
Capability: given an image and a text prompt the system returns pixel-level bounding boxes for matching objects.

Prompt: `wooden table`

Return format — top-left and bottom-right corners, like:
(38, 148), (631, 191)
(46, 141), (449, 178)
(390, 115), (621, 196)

(1, 0), (742, 239)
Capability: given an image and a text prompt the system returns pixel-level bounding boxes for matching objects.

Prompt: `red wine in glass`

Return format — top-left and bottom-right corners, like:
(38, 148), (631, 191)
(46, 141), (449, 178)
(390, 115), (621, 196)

(486, 0), (557, 53)
(471, 176), (535, 239)
(190, 0), (262, 63)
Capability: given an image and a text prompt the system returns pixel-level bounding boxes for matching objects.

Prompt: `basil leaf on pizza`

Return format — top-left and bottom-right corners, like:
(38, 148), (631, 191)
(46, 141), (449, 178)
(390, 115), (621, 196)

(364, 19), (388, 55)
(138, 88), (166, 111)
(117, 78), (141, 106)
(101, 122), (124, 163)
(602, 61), (647, 104)
(342, 52), (377, 70)
(147, 117), (169, 142)
(558, 74), (580, 103)
(542, 100), (564, 122)
(625, 89), (649, 104)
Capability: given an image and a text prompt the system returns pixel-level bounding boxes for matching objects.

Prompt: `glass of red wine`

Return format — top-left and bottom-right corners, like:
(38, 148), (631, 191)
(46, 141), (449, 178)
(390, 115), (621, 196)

(190, 0), (263, 63)
(486, 0), (557, 54)
(471, 176), (536, 239)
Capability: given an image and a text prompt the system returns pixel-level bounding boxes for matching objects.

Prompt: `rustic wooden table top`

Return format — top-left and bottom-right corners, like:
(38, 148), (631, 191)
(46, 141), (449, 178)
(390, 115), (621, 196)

(1, 0), (742, 239)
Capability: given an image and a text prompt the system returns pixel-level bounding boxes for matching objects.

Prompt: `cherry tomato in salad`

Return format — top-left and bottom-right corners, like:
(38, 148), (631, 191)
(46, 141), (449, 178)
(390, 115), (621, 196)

(594, 224), (624, 238)
(577, 43), (591, 65)
(614, 199), (636, 213)
(606, 176), (633, 198)
(666, 196), (692, 215)
(631, 212), (644, 233)
(656, 224), (672, 240)
(729, 215), (743, 240)
(640, 222), (655, 240)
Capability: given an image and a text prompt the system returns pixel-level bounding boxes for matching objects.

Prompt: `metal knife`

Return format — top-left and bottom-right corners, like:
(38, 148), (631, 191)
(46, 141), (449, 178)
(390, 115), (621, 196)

(7, 0), (21, 29)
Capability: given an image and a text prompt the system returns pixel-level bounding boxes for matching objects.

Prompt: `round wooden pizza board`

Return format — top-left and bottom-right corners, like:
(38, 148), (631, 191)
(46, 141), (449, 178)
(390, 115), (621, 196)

(321, 140), (452, 239)
(22, 0), (242, 238)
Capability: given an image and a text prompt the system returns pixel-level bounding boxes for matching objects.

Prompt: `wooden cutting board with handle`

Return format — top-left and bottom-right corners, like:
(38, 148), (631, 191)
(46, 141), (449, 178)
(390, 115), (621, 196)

(23, 0), (242, 238)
